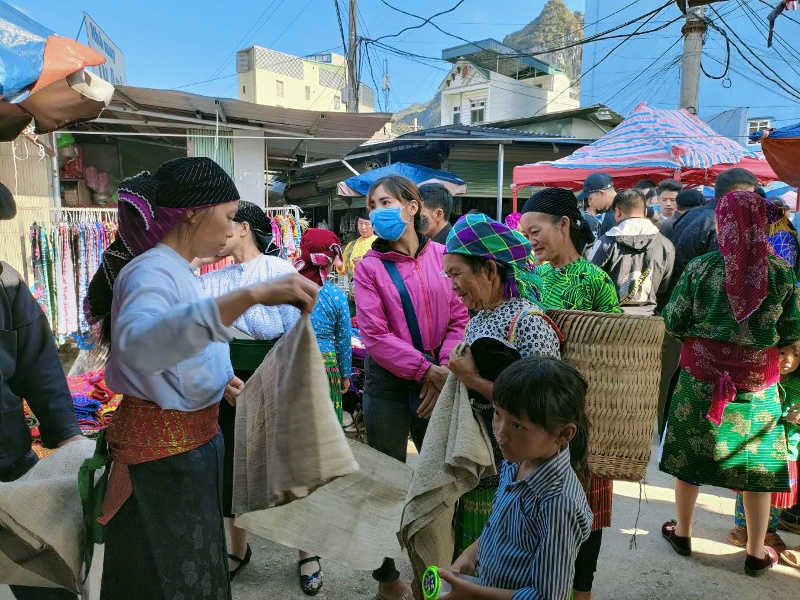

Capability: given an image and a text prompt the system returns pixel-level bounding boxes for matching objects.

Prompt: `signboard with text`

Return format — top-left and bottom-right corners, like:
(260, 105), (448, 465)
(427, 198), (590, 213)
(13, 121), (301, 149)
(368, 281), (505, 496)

(83, 13), (126, 85)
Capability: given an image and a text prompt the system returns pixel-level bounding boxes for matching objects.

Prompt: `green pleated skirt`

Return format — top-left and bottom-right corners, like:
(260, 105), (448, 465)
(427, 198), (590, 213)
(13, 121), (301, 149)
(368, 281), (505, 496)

(660, 369), (790, 492)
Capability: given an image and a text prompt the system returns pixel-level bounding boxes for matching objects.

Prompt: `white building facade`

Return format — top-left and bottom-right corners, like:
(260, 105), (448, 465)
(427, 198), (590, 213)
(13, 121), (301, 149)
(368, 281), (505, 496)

(439, 40), (578, 127)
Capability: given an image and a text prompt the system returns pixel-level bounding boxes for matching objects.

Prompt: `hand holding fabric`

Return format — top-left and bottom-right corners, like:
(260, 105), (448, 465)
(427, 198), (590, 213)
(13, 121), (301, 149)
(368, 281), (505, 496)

(447, 342), (479, 386)
(223, 376), (245, 406)
(251, 273), (319, 313)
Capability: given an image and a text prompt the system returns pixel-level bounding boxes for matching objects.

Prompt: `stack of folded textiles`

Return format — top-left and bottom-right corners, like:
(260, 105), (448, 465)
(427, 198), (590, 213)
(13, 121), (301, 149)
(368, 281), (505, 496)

(25, 368), (123, 457)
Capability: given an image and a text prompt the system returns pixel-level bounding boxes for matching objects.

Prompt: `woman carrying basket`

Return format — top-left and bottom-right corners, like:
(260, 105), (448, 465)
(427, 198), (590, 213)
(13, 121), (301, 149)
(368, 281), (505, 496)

(85, 158), (318, 600)
(442, 212), (563, 554)
(519, 187), (621, 600)
(659, 190), (800, 576)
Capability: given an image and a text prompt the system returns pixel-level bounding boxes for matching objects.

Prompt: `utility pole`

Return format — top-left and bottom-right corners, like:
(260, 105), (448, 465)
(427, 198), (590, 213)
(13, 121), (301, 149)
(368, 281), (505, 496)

(679, 6), (707, 114)
(346, 0), (359, 113)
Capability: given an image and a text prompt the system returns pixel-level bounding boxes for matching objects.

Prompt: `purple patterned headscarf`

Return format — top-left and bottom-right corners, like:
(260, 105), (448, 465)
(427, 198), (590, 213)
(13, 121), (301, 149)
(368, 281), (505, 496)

(85, 157), (240, 325)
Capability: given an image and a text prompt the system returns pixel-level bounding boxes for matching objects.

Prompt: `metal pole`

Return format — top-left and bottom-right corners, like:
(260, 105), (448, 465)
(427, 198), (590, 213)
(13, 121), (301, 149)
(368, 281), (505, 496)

(679, 7), (706, 114)
(346, 0), (359, 113)
(496, 143), (504, 220)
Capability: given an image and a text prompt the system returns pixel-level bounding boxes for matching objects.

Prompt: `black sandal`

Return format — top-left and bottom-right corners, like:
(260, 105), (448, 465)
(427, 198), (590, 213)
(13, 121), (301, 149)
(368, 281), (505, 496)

(298, 556), (323, 596)
(228, 544), (252, 581)
(662, 520), (692, 556)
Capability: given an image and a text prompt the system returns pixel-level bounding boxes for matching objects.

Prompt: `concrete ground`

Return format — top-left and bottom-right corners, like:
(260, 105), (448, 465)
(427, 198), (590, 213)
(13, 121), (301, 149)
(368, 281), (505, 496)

(2, 438), (799, 600)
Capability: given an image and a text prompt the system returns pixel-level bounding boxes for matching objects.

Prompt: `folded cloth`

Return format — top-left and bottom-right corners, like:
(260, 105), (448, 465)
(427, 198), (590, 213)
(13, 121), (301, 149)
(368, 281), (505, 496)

(233, 315), (359, 512)
(400, 373), (496, 599)
(0, 438), (94, 592)
(236, 439), (412, 571)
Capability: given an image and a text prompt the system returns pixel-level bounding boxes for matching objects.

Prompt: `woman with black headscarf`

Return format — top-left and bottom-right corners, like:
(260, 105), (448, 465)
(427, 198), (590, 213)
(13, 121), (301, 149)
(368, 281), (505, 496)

(519, 187), (620, 600)
(200, 200), (301, 582)
(85, 158), (318, 600)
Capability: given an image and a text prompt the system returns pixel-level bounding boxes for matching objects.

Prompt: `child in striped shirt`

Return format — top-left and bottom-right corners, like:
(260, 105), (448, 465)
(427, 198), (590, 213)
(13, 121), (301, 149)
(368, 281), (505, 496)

(440, 357), (593, 600)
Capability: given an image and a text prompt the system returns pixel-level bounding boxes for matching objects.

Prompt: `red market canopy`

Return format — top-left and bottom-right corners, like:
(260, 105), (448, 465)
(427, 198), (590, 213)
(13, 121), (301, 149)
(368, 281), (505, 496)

(512, 103), (778, 209)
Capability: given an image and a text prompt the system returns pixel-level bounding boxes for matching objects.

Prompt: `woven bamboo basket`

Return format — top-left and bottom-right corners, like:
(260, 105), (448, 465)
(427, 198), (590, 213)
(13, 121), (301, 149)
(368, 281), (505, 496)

(545, 309), (665, 482)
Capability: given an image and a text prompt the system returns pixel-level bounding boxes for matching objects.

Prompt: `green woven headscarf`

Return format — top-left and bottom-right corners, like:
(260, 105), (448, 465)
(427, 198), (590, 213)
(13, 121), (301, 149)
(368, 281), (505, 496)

(445, 213), (542, 304)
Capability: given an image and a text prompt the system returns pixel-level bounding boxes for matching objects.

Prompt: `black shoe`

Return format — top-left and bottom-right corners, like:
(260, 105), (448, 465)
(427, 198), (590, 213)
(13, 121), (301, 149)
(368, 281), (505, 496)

(228, 544), (252, 581)
(298, 556), (323, 596)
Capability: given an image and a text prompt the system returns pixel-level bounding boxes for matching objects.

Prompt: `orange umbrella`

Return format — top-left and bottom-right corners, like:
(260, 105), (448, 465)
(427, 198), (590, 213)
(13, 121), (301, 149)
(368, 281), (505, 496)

(0, 4), (114, 141)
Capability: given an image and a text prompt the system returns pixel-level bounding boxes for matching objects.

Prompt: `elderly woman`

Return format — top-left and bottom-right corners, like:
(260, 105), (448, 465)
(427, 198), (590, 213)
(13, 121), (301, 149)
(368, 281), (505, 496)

(660, 190), (800, 576)
(443, 213), (563, 553)
(519, 187), (620, 600)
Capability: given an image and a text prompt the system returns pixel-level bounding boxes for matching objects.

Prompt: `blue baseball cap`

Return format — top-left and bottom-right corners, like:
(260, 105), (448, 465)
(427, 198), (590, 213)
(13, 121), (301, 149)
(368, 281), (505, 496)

(577, 173), (614, 201)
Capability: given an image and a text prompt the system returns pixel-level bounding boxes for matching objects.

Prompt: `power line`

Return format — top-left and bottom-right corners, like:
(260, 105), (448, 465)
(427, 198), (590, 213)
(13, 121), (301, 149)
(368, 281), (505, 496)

(708, 5), (800, 102)
(532, 1), (670, 117)
(738, 0), (800, 77)
(364, 6), (682, 64)
(200, 0), (286, 93)
(374, 0), (468, 43)
(334, 0), (349, 54)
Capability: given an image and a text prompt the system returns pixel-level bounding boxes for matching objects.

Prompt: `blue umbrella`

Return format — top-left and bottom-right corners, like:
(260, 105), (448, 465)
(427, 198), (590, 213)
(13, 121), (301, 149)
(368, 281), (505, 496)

(337, 162), (467, 197)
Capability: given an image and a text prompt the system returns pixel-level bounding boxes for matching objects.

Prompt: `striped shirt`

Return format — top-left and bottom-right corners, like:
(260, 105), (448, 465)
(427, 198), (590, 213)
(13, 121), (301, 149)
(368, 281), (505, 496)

(477, 448), (592, 600)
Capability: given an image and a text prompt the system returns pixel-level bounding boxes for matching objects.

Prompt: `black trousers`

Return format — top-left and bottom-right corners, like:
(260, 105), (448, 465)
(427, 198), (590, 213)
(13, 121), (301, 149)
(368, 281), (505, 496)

(573, 529), (603, 592)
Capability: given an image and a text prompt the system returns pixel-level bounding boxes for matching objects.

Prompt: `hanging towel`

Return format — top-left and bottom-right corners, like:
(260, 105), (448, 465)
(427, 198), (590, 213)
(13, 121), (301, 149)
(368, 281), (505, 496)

(400, 374), (496, 599)
(0, 438), (94, 592)
(232, 315), (359, 511)
(232, 315), (411, 570)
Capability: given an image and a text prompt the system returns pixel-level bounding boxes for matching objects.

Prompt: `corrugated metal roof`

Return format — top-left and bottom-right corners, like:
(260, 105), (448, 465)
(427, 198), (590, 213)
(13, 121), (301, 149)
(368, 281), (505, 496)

(482, 105), (625, 129)
(442, 39), (561, 78)
(70, 85), (392, 166)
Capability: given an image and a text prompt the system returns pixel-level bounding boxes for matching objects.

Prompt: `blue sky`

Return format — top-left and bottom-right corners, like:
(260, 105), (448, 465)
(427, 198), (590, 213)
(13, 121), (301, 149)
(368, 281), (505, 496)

(15, 0), (584, 113)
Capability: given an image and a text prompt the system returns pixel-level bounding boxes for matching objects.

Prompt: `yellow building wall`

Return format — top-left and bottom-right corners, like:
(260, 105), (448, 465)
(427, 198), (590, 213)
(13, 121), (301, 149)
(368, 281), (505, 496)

(0, 138), (53, 281)
(240, 59), (373, 112)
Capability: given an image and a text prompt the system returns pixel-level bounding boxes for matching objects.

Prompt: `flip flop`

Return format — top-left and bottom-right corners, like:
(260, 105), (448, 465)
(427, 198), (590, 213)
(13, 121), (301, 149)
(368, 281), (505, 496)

(781, 547), (800, 569)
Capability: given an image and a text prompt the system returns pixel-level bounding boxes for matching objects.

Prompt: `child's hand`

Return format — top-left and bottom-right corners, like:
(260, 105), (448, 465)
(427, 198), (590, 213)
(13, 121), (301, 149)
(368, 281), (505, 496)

(786, 407), (800, 425)
(438, 569), (483, 600)
(448, 554), (477, 578)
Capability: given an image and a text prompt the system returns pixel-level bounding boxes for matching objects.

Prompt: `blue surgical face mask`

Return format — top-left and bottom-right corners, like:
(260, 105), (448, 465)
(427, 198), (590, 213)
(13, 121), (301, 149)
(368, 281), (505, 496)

(369, 206), (410, 241)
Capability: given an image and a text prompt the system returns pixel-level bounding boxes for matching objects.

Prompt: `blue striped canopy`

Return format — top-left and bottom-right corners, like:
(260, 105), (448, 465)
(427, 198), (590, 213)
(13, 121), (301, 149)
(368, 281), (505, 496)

(533, 103), (760, 171)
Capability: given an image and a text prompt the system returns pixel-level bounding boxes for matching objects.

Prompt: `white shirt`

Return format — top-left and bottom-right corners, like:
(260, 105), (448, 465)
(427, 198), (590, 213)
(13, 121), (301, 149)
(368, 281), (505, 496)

(105, 244), (233, 412)
(200, 254), (300, 340)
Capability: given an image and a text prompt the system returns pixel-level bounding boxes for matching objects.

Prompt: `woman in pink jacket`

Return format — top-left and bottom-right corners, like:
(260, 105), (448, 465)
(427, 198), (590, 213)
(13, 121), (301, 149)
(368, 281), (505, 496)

(354, 175), (469, 600)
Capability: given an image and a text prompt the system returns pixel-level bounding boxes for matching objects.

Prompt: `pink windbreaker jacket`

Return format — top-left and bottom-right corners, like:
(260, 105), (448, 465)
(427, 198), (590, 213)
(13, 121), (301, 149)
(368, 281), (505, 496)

(353, 236), (469, 382)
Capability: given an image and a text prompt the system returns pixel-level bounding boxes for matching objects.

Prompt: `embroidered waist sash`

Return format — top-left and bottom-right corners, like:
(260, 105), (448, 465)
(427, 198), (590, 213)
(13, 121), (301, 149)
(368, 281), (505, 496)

(679, 337), (779, 426)
(99, 396), (219, 524)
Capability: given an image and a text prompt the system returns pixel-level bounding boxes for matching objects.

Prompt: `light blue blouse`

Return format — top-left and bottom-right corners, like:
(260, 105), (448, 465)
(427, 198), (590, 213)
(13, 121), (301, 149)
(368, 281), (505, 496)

(200, 254), (300, 340)
(104, 244), (233, 411)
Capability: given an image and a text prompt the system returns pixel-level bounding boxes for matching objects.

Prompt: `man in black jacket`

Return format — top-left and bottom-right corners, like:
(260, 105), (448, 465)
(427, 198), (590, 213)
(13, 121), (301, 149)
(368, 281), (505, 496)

(0, 183), (82, 600)
(588, 189), (674, 316)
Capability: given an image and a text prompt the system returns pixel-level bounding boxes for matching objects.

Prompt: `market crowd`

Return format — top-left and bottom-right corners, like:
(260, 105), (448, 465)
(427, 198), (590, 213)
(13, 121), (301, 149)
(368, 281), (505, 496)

(1, 156), (799, 600)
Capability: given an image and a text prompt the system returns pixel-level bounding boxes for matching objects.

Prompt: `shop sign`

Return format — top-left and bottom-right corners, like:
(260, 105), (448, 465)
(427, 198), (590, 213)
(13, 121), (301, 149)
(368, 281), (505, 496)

(83, 13), (126, 85)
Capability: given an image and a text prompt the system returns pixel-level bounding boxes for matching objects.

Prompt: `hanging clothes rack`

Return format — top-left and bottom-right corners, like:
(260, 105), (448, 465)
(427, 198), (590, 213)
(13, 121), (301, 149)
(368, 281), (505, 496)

(265, 204), (301, 222)
(265, 205), (302, 262)
(24, 207), (118, 345)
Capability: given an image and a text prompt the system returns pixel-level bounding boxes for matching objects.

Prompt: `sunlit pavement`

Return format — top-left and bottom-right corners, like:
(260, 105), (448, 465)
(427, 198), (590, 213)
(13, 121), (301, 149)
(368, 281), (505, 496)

(2, 437), (798, 599)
